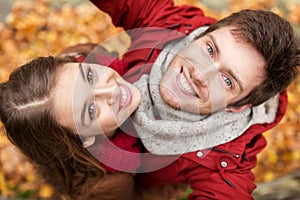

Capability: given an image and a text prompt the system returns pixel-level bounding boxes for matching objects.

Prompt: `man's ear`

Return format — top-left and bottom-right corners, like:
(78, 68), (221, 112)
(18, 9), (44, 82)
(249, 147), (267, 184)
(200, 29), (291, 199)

(225, 104), (252, 113)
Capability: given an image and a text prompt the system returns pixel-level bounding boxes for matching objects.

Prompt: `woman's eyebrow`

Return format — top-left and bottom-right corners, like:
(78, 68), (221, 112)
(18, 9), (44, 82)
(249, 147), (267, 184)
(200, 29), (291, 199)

(81, 101), (87, 127)
(79, 63), (87, 126)
(79, 63), (86, 81)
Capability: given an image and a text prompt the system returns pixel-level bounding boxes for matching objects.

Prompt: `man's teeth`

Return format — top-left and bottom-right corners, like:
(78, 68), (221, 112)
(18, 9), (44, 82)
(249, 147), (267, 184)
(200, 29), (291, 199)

(180, 73), (196, 95)
(120, 87), (127, 106)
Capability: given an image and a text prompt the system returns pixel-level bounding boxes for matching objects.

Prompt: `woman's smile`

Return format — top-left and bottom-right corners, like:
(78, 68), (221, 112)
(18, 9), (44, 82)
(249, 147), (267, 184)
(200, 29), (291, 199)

(118, 83), (132, 111)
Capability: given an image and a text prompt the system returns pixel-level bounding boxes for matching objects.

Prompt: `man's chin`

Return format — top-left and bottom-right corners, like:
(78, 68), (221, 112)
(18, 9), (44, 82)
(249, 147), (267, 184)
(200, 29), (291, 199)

(165, 100), (212, 115)
(160, 92), (181, 109)
(160, 87), (213, 115)
(161, 95), (196, 114)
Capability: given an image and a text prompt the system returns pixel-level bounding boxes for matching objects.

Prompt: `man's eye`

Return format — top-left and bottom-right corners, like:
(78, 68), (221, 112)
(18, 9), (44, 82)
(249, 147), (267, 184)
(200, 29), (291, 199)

(88, 103), (95, 120)
(223, 76), (232, 88)
(87, 68), (94, 85)
(207, 44), (214, 57)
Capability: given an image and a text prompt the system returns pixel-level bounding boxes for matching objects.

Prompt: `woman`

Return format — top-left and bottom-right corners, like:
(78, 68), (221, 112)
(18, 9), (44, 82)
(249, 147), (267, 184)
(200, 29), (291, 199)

(0, 46), (143, 200)
(0, 42), (188, 199)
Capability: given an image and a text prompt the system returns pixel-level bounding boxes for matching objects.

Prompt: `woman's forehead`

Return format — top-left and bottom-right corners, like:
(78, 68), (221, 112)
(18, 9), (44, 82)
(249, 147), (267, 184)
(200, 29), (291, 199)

(51, 63), (79, 130)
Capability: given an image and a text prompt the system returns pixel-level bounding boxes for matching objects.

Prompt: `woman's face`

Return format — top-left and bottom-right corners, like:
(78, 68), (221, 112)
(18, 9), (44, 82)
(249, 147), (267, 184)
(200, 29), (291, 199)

(53, 62), (141, 138)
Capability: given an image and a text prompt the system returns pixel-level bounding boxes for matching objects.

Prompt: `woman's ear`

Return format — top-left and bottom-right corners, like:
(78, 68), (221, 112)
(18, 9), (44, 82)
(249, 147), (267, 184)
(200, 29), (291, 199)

(82, 136), (96, 148)
(225, 104), (252, 113)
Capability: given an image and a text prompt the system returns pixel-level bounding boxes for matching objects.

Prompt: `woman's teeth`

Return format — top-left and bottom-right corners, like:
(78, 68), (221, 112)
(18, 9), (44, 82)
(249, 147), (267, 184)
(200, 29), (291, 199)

(120, 87), (128, 106)
(179, 72), (196, 96)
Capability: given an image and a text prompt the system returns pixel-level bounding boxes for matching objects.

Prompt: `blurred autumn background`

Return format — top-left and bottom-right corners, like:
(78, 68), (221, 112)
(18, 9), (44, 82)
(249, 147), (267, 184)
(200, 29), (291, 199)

(0, 0), (299, 199)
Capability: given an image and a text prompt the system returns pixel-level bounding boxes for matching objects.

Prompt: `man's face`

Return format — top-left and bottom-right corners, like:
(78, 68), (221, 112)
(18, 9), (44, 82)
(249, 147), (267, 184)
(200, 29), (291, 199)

(159, 26), (265, 114)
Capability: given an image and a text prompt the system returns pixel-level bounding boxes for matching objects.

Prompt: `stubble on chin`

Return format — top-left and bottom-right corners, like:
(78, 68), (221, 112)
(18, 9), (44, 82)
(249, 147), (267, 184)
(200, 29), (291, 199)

(159, 84), (182, 111)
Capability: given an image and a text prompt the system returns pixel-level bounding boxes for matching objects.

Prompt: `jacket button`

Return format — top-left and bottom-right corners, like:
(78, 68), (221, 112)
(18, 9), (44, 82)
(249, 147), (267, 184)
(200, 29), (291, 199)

(220, 161), (228, 168)
(196, 151), (203, 158)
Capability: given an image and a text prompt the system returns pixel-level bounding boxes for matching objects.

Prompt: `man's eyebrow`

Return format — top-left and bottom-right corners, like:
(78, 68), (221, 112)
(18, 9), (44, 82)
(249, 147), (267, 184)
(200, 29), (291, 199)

(207, 34), (220, 55)
(207, 34), (244, 93)
(79, 63), (86, 81)
(227, 68), (245, 93)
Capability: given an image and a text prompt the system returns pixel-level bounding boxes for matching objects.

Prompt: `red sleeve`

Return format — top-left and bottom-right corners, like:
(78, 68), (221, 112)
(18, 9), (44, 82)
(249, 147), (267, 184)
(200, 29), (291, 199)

(89, 0), (215, 30)
(187, 169), (256, 200)
(89, 0), (216, 84)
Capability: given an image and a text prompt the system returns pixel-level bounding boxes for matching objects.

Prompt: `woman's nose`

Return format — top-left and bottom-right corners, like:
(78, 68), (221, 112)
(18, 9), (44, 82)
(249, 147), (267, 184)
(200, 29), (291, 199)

(94, 83), (117, 98)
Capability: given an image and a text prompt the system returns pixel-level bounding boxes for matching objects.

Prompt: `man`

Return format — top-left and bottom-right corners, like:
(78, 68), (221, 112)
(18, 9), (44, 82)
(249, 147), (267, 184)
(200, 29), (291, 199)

(89, 0), (299, 199)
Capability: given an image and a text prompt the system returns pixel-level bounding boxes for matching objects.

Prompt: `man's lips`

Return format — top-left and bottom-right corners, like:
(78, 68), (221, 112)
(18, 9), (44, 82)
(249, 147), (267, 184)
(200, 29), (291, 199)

(176, 67), (198, 97)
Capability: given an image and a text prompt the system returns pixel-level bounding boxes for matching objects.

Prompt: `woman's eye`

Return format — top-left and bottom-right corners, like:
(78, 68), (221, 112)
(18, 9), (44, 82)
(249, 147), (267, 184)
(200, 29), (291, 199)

(87, 68), (94, 85)
(207, 44), (214, 57)
(223, 76), (232, 88)
(88, 103), (96, 120)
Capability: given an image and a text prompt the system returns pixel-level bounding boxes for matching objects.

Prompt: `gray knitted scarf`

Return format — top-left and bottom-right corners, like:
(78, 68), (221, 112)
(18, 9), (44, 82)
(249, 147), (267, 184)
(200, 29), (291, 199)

(132, 27), (279, 155)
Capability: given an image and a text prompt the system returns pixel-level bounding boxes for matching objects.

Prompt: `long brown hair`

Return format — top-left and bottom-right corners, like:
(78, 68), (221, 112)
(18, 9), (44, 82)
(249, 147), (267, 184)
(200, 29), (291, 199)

(0, 56), (105, 199)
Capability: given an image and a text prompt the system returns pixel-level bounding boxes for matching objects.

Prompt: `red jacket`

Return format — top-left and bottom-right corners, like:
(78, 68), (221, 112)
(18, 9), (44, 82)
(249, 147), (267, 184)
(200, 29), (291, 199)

(90, 0), (287, 199)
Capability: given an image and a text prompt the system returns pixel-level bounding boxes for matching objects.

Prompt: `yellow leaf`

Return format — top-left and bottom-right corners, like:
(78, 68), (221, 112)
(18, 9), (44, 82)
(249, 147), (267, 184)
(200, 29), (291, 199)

(0, 170), (9, 197)
(264, 171), (276, 182)
(39, 184), (54, 198)
(268, 151), (278, 164)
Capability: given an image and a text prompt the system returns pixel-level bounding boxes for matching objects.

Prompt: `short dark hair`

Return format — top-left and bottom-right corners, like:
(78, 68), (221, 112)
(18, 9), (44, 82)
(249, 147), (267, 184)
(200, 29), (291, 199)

(201, 9), (299, 107)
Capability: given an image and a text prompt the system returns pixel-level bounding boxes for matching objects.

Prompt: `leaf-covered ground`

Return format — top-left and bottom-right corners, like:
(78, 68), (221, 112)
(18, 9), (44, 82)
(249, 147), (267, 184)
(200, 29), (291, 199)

(0, 0), (299, 199)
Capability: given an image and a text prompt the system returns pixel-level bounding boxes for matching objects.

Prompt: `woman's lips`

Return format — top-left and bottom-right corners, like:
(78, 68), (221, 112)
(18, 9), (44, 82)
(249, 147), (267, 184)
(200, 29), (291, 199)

(118, 83), (132, 111)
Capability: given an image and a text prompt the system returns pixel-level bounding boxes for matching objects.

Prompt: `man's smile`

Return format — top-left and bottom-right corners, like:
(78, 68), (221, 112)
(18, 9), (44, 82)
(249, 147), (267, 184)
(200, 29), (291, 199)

(177, 67), (197, 97)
